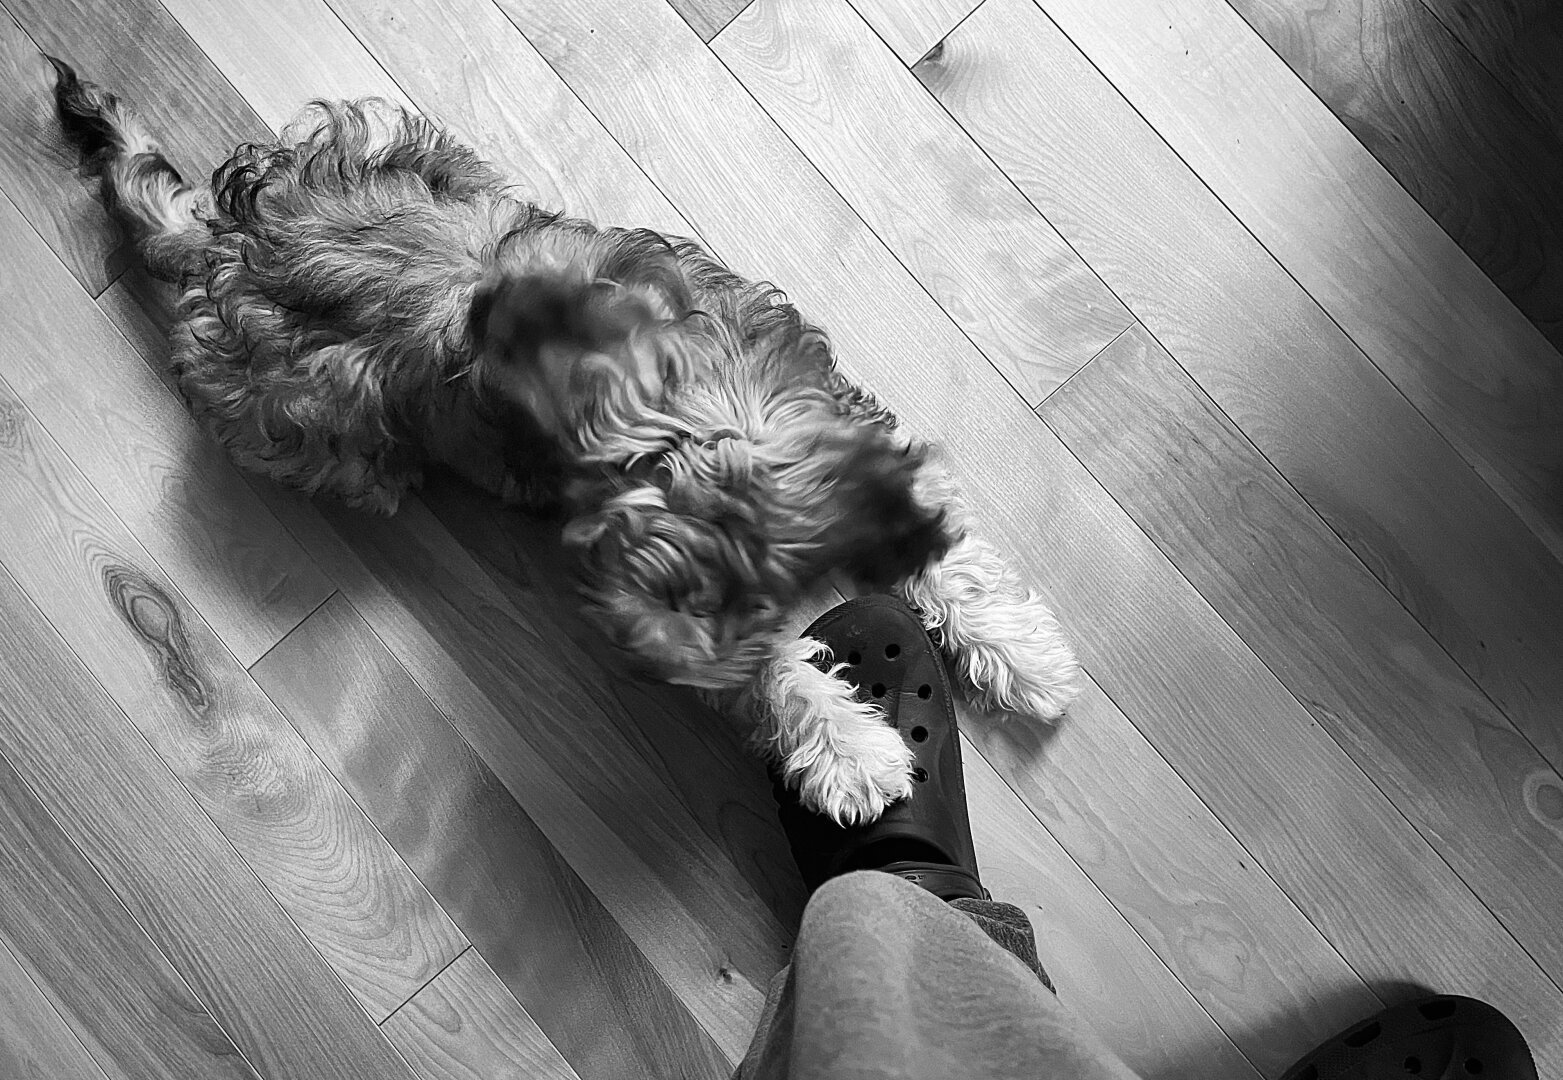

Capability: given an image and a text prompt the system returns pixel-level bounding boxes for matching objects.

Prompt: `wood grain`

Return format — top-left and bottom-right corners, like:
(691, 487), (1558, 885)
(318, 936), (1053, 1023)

(0, 195), (332, 666)
(1010, 0), (1563, 563)
(1224, 0), (1563, 350)
(918, 0), (1563, 775)
(94, 268), (178, 386)
(155, 0), (414, 129)
(1417, 0), (1563, 137)
(845, 0), (980, 63)
(255, 593), (735, 1079)
(383, 951), (578, 1080)
(256, 488), (786, 1062)
(0, 935), (114, 1080)
(0, 371), (468, 1019)
(0, 753), (259, 1080)
(988, 411), (1563, 1074)
(961, 736), (1262, 1080)
(1, 0), (271, 289)
(444, 0), (1563, 1070)
(1044, 322), (1563, 982)
(666, 0), (751, 41)
(959, 674), (1380, 1078)
(0, 15), (126, 294)
(318, 0), (689, 232)
(0, 561), (421, 1080)
(418, 479), (807, 930)
(715, 0), (1133, 404)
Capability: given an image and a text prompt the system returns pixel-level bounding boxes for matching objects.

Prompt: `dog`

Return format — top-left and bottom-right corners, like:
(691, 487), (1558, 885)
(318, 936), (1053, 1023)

(51, 59), (1081, 824)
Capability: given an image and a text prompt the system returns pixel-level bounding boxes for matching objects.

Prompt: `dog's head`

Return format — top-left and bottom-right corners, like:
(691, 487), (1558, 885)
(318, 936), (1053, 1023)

(467, 238), (954, 688)
(562, 326), (952, 689)
(465, 229), (696, 442)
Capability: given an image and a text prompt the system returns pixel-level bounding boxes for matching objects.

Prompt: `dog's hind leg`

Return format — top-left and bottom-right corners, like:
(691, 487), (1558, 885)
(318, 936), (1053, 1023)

(741, 638), (914, 826)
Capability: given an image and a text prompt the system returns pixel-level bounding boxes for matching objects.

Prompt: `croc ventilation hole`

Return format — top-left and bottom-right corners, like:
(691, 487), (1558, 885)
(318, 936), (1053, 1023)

(1465, 1060), (1483, 1075)
(885, 643), (900, 659)
(847, 650), (862, 665)
(871, 683), (887, 698)
(917, 684), (933, 699)
(910, 726), (928, 743)
(1344, 1021), (1381, 1047)
(912, 767), (928, 783)
(1403, 1057), (1421, 1075)
(1419, 1000), (1457, 1021)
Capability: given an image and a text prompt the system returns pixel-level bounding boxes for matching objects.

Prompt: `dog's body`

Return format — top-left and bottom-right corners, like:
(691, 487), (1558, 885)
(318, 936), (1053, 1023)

(54, 60), (1081, 823)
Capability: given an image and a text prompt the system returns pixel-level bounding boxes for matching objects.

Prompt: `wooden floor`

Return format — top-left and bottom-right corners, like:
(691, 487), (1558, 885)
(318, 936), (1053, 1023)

(1, 0), (1560, 1077)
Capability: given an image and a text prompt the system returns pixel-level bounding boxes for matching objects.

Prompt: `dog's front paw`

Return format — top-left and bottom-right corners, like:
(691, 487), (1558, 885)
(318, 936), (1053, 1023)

(790, 718), (915, 826)
(963, 619), (1082, 722)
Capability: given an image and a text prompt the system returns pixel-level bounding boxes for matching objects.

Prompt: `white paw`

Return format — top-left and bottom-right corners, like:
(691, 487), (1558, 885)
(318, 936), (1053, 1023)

(965, 630), (1082, 721)
(791, 719), (915, 826)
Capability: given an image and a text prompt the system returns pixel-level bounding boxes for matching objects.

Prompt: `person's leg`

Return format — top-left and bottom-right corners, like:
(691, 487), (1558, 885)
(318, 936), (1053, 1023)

(741, 595), (1138, 1079)
(739, 597), (1538, 1080)
(735, 871), (1138, 1080)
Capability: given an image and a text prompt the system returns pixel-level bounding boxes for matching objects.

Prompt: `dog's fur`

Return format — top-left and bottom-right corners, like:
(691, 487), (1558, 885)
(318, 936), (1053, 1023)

(53, 58), (1081, 823)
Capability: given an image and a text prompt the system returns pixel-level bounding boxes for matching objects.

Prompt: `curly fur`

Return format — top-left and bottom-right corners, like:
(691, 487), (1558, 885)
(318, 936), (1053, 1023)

(740, 637), (915, 824)
(54, 59), (1081, 823)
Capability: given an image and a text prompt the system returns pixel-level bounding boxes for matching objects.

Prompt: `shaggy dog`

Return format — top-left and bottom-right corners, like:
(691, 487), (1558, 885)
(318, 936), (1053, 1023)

(52, 58), (1080, 824)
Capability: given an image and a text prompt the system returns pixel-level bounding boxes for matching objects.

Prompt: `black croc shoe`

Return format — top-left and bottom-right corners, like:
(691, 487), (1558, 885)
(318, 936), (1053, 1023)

(1280, 996), (1536, 1080)
(770, 594), (987, 901)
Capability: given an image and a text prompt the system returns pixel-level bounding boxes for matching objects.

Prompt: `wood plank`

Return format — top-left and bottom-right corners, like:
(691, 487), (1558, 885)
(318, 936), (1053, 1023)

(0, 365), (468, 1019)
(1, 0), (271, 293)
(992, 423), (1563, 1075)
(846, 0), (979, 64)
(0, 562), (419, 1080)
(317, 0), (689, 232)
(94, 269), (177, 386)
(417, 478), (808, 931)
(714, 0), (1132, 404)
(665, 0), (750, 42)
(383, 951), (578, 1080)
(960, 675), (1380, 1078)
(0, 14), (126, 295)
(715, 19), (1387, 1062)
(0, 935), (114, 1080)
(0, 753), (259, 1080)
(1043, 322), (1563, 982)
(254, 593), (735, 1079)
(1019, 0), (1563, 561)
(918, 0), (1563, 775)
(1225, 0), (1563, 352)
(961, 737), (1262, 1080)
(1417, 0), (1563, 137)
(252, 486), (785, 1066)
(0, 191), (332, 667)
(155, 0), (415, 129)
(452, 2), (1563, 1070)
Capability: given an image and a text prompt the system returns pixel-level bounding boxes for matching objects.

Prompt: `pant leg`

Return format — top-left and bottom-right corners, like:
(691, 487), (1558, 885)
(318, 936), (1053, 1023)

(735, 871), (1141, 1080)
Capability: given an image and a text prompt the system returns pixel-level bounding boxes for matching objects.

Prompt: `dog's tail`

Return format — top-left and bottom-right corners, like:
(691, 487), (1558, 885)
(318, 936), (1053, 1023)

(49, 56), (205, 279)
